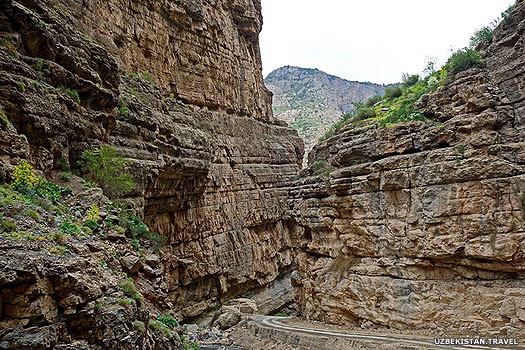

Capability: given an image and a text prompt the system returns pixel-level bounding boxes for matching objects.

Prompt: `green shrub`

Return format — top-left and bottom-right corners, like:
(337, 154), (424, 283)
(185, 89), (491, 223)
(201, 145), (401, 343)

(81, 226), (93, 235)
(455, 145), (466, 154)
(26, 209), (41, 222)
(51, 231), (68, 244)
(60, 172), (71, 182)
(402, 73), (420, 88)
(47, 245), (69, 254)
(130, 238), (141, 251)
(364, 94), (383, 107)
(57, 158), (71, 172)
(81, 179), (97, 189)
(141, 71), (154, 84)
(34, 180), (72, 204)
(148, 319), (171, 339)
(119, 104), (129, 117)
(355, 106), (376, 120)
(0, 106), (10, 127)
(120, 278), (142, 302)
(60, 219), (81, 236)
(1, 219), (17, 233)
(86, 204), (100, 221)
(184, 342), (200, 350)
(446, 48), (482, 74)
(65, 88), (80, 104)
(158, 314), (179, 329)
(384, 85), (403, 99)
(501, 3), (516, 19)
(83, 219), (99, 231)
(80, 145), (134, 197)
(313, 160), (328, 175)
(470, 26), (494, 48)
(17, 82), (25, 92)
(274, 313), (288, 317)
(117, 297), (136, 307)
(120, 213), (167, 250)
(12, 161), (38, 189)
(12, 162), (71, 203)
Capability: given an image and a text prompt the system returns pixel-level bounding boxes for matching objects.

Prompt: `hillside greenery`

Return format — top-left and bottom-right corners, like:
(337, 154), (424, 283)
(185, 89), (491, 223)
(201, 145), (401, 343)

(321, 3), (518, 141)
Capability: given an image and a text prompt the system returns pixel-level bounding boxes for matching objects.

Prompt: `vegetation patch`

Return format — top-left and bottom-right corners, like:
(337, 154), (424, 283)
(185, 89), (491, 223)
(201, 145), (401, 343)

(59, 219), (81, 236)
(65, 88), (80, 104)
(120, 278), (143, 302)
(79, 145), (134, 197)
(319, 9), (516, 139)
(26, 209), (41, 222)
(183, 342), (200, 350)
(0, 106), (10, 127)
(120, 213), (167, 250)
(148, 319), (172, 339)
(158, 314), (179, 329)
(445, 49), (482, 74)
(119, 104), (129, 118)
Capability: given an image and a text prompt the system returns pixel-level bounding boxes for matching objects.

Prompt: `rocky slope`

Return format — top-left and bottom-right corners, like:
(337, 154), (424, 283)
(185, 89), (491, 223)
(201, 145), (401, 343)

(0, 0), (302, 348)
(289, 1), (525, 338)
(265, 66), (385, 161)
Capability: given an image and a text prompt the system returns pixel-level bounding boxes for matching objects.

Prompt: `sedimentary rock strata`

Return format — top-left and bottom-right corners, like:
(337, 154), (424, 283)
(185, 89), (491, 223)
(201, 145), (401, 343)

(289, 2), (525, 338)
(0, 0), (302, 338)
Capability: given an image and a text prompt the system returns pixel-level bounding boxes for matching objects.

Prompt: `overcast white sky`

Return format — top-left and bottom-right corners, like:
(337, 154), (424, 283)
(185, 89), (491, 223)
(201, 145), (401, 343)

(260, 0), (515, 84)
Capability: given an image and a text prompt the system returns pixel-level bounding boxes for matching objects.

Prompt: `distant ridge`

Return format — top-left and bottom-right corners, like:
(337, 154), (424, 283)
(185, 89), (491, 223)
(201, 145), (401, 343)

(265, 66), (385, 162)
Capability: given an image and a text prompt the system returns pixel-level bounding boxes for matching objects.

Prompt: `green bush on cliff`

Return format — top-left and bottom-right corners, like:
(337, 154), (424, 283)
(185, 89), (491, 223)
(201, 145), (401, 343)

(148, 319), (172, 339)
(384, 85), (403, 99)
(364, 94), (383, 107)
(0, 106), (10, 127)
(184, 342), (200, 350)
(1, 219), (17, 233)
(11, 161), (71, 204)
(402, 73), (420, 88)
(120, 278), (143, 302)
(120, 213), (168, 250)
(445, 48), (482, 74)
(470, 26), (495, 48)
(79, 145), (134, 197)
(158, 314), (179, 328)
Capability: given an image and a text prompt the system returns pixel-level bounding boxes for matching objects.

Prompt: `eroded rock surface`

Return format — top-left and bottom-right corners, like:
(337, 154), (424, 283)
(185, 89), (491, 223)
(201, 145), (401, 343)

(289, 2), (525, 338)
(0, 0), (302, 345)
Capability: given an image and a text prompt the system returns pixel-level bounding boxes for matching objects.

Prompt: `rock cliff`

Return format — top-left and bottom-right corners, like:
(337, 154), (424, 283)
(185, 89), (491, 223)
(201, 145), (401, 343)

(289, 1), (525, 338)
(0, 0), (302, 347)
(265, 66), (385, 162)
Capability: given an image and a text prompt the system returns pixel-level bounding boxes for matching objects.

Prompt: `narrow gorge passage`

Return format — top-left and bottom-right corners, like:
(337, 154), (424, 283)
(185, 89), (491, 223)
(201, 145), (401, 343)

(0, 0), (524, 349)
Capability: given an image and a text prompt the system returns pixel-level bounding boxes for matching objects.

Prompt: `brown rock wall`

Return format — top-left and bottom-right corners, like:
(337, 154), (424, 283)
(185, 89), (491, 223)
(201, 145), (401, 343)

(75, 0), (272, 121)
(0, 0), (302, 328)
(289, 1), (525, 337)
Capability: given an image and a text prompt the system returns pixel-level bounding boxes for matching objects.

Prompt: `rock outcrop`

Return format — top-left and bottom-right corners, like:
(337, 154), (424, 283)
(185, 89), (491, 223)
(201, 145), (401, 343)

(0, 0), (303, 346)
(289, 2), (525, 338)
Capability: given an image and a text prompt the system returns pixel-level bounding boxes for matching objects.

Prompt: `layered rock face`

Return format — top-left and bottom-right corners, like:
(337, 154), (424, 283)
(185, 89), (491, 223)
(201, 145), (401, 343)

(0, 0), (302, 333)
(79, 0), (273, 121)
(289, 2), (525, 337)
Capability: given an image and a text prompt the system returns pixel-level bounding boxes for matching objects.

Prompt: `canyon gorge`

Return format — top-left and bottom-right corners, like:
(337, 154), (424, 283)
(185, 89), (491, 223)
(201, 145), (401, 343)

(0, 0), (524, 349)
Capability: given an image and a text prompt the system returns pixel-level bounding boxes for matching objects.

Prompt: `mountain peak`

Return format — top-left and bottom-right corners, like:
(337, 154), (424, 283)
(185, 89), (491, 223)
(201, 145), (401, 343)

(265, 66), (385, 163)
